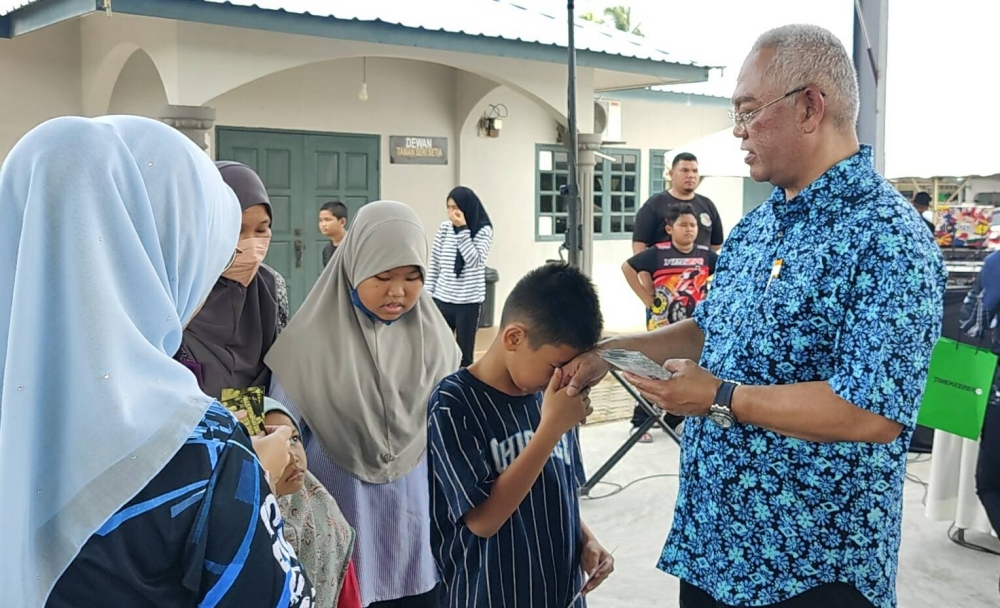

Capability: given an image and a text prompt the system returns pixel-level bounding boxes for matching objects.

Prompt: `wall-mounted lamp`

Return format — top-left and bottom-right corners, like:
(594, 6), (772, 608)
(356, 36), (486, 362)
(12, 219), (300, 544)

(477, 103), (508, 138)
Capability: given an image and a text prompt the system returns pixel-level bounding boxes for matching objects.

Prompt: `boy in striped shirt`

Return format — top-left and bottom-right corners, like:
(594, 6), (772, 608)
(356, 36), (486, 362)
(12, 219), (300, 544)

(428, 263), (614, 608)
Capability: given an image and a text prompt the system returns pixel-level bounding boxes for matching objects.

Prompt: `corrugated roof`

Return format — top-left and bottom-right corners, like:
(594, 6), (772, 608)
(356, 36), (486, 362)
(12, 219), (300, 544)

(199, 0), (706, 66)
(0, 0), (40, 16)
(1, 0), (708, 69)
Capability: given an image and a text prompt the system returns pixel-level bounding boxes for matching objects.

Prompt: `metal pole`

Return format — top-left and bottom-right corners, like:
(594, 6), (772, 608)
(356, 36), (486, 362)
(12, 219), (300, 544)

(565, 1), (582, 268)
(853, 0), (887, 174)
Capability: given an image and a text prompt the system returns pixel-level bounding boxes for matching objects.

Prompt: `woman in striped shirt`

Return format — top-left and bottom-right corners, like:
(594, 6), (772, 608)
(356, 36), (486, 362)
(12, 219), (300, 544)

(426, 187), (494, 367)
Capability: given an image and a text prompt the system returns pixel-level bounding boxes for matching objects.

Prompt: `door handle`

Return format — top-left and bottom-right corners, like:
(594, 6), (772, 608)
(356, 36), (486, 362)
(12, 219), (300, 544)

(294, 240), (303, 268)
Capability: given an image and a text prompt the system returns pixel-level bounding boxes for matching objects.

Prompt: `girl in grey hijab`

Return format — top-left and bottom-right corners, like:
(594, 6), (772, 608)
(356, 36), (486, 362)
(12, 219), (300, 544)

(266, 201), (460, 608)
(179, 161), (281, 398)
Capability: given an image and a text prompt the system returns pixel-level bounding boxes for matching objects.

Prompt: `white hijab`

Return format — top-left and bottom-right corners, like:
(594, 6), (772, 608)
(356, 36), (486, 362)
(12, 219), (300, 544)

(266, 201), (461, 484)
(0, 116), (241, 606)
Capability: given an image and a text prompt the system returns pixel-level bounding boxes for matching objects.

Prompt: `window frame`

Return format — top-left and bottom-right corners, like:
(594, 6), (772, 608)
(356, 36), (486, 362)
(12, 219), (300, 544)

(649, 148), (671, 198)
(535, 144), (642, 242)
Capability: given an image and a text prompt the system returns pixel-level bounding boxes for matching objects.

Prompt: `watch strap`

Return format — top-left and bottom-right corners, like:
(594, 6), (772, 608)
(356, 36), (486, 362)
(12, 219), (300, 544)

(713, 380), (740, 421)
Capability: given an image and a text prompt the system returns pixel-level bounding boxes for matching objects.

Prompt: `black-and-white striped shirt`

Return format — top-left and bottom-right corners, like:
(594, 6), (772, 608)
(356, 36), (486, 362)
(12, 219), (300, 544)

(426, 222), (494, 304)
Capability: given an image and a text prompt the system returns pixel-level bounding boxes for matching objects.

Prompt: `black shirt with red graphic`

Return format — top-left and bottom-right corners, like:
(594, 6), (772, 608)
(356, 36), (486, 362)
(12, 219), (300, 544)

(627, 243), (718, 330)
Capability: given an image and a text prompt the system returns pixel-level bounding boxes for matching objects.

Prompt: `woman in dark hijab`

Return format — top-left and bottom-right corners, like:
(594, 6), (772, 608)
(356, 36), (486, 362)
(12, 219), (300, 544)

(425, 186), (494, 367)
(178, 161), (281, 398)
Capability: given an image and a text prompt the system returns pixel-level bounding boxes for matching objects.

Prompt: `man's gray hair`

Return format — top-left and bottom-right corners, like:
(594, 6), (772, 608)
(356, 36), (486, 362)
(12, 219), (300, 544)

(752, 24), (860, 129)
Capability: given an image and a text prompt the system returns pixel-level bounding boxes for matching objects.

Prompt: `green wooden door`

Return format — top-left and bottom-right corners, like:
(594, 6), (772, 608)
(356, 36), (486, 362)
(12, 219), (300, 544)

(303, 134), (380, 281)
(217, 128), (380, 315)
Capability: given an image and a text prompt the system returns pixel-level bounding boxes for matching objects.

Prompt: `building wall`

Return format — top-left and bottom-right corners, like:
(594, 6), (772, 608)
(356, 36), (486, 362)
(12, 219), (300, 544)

(459, 86), (563, 318)
(0, 20), (82, 160)
(209, 57), (458, 246)
(108, 50), (168, 117)
(0, 22), (736, 333)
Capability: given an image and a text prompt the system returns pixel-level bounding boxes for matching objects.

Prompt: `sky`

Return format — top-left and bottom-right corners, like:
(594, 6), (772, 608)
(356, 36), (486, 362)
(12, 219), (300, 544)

(532, 0), (1000, 178)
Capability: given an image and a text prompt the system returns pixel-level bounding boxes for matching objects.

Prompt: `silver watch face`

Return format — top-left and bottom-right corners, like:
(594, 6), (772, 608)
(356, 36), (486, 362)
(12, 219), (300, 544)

(708, 408), (734, 429)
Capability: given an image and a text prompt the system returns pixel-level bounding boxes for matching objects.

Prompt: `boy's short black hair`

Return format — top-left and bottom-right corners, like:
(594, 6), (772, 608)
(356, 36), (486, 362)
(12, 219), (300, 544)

(500, 263), (603, 351)
(913, 192), (932, 207)
(666, 203), (697, 226)
(320, 200), (348, 221)
(672, 152), (698, 168)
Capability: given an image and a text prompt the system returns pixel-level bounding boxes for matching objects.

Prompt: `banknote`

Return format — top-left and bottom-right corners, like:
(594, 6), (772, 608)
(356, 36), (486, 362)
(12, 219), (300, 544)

(599, 349), (672, 381)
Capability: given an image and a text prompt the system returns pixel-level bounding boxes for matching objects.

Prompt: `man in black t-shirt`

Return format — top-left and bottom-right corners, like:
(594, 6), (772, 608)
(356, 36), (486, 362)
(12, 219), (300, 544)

(631, 152), (724, 255)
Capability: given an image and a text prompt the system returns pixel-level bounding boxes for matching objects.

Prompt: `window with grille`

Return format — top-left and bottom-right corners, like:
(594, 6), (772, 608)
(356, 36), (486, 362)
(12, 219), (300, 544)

(649, 148), (671, 197)
(536, 145), (641, 241)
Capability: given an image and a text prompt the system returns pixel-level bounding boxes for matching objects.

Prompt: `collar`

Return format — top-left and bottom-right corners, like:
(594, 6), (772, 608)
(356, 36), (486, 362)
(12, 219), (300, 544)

(769, 145), (875, 216)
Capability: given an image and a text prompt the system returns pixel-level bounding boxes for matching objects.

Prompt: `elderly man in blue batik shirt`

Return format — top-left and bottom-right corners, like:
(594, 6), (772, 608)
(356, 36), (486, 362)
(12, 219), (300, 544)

(563, 24), (946, 608)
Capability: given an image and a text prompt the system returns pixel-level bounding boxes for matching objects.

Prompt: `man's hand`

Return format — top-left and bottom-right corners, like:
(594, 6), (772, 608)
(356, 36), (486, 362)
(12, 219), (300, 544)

(624, 359), (721, 417)
(560, 350), (611, 397)
(580, 540), (614, 595)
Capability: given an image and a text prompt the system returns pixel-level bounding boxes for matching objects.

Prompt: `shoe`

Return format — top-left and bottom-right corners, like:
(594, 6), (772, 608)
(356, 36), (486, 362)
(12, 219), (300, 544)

(629, 426), (653, 444)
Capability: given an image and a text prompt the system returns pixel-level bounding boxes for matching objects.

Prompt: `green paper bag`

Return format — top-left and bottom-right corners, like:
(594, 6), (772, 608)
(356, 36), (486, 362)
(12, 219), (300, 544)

(917, 337), (995, 440)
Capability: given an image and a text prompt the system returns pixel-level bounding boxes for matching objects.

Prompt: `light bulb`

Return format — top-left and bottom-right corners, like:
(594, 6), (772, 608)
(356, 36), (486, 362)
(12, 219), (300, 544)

(358, 82), (368, 101)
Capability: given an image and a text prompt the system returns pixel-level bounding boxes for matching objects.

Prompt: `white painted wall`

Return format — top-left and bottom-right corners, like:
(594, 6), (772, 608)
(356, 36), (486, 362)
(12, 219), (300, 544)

(209, 57), (458, 245)
(459, 86), (563, 318)
(108, 50), (168, 117)
(0, 20), (82, 160)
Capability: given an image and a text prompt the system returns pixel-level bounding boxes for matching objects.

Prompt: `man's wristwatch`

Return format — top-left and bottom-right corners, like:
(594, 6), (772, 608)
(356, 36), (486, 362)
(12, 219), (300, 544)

(708, 380), (741, 429)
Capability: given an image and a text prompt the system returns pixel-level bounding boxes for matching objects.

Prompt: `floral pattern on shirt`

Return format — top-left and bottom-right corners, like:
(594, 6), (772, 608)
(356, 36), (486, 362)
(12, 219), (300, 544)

(657, 146), (946, 608)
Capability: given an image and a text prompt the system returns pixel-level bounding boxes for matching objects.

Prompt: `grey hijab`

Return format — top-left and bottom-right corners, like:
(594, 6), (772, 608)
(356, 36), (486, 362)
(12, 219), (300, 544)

(265, 201), (460, 484)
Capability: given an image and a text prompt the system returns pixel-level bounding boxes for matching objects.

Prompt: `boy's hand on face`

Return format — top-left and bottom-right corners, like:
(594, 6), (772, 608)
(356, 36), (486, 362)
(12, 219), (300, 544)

(540, 368), (593, 436)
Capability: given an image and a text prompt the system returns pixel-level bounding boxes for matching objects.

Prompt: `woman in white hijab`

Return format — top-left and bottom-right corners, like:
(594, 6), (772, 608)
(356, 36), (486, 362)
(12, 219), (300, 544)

(266, 201), (461, 608)
(0, 116), (314, 608)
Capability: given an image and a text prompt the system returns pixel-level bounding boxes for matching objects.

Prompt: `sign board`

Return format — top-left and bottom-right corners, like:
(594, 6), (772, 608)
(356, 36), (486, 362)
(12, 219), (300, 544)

(934, 205), (992, 249)
(389, 136), (448, 165)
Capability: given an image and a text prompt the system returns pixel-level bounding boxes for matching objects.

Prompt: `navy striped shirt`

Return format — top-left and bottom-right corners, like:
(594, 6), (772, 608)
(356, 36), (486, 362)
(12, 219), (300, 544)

(428, 370), (587, 608)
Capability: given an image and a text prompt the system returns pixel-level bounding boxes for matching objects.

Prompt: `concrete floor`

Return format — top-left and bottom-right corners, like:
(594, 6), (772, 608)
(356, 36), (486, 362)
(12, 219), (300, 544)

(577, 420), (1000, 608)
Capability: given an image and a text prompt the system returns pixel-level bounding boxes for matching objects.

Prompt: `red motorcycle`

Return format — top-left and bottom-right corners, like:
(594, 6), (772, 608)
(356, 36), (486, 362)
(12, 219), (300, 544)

(665, 268), (710, 323)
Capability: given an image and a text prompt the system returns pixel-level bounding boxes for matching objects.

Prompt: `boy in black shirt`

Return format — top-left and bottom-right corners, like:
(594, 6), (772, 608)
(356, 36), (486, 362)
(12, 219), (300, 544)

(622, 204), (718, 442)
(318, 200), (348, 267)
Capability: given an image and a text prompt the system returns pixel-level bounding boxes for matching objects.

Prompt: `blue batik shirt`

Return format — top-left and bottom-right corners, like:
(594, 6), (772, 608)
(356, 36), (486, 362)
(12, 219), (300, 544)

(658, 146), (946, 608)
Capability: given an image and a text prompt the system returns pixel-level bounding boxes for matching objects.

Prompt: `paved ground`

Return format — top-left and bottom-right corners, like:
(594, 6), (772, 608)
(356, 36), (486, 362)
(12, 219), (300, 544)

(576, 419), (1000, 608)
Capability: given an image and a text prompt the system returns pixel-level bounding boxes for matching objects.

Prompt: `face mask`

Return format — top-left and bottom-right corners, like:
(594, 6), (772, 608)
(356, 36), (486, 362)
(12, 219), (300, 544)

(222, 236), (270, 287)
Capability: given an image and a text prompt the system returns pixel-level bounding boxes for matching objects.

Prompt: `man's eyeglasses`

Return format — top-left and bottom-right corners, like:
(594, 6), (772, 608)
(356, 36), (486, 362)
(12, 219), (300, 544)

(728, 87), (820, 132)
(224, 247), (243, 272)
